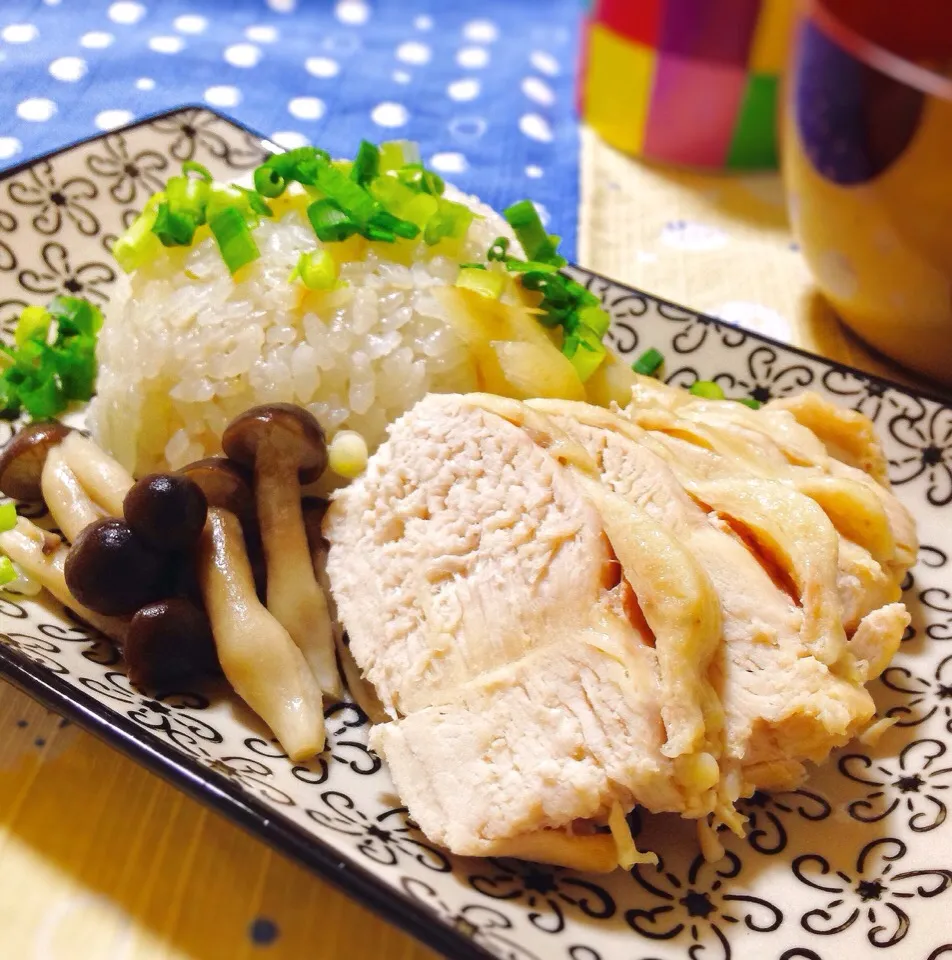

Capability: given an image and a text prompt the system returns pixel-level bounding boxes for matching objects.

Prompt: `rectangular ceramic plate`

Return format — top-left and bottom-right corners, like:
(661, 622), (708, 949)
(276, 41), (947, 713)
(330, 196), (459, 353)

(2, 107), (952, 960)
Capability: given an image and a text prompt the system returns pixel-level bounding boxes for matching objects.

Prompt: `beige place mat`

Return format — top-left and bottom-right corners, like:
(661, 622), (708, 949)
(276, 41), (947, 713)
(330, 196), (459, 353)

(577, 126), (930, 392)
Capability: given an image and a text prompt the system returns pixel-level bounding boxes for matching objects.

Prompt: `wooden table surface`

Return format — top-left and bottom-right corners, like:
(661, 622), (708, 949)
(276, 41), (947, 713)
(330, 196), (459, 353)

(0, 129), (943, 960)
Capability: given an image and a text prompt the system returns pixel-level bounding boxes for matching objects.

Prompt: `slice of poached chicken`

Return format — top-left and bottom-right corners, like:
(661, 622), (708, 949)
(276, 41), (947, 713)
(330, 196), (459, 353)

(324, 393), (718, 861)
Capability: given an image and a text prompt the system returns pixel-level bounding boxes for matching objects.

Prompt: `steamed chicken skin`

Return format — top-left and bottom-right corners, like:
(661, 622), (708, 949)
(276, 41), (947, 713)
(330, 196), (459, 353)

(323, 387), (915, 866)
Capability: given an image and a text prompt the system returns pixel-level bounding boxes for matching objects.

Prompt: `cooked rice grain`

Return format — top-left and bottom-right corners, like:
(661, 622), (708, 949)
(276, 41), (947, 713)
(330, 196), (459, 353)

(89, 187), (516, 476)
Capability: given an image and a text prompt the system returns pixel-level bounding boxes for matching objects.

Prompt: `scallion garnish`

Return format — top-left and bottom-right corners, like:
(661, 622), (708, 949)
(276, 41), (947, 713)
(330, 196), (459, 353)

(307, 198), (359, 242)
(351, 140), (380, 186)
(503, 200), (565, 266)
(689, 380), (726, 400)
(182, 160), (213, 182)
(209, 206), (259, 274)
(0, 555), (16, 587)
(0, 502), (17, 533)
(456, 265), (505, 299)
(632, 347), (664, 377)
(290, 249), (339, 290)
(0, 296), (102, 420)
(487, 236), (510, 262)
(737, 397), (762, 409)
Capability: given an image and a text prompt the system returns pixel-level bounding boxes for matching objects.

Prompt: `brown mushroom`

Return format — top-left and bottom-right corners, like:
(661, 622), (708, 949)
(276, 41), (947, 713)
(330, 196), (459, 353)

(177, 456), (265, 598)
(0, 420), (72, 501)
(41, 444), (103, 542)
(301, 497), (388, 725)
(222, 405), (339, 698)
(197, 506), (325, 760)
(123, 473), (208, 553)
(125, 598), (219, 688)
(0, 516), (127, 643)
(64, 517), (167, 616)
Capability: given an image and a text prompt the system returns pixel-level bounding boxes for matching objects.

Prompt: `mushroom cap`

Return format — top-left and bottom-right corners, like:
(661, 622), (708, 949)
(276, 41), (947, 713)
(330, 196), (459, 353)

(124, 473), (208, 554)
(64, 517), (167, 616)
(125, 597), (219, 689)
(0, 420), (72, 501)
(221, 404), (327, 483)
(177, 457), (254, 526)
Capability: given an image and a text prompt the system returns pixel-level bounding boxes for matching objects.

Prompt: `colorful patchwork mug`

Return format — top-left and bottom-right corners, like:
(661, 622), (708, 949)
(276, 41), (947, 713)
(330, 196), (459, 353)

(579, 0), (796, 168)
(783, 0), (952, 384)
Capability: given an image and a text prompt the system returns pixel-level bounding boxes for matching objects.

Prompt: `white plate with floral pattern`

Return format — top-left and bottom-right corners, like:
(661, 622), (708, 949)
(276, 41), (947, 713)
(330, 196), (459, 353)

(2, 108), (952, 960)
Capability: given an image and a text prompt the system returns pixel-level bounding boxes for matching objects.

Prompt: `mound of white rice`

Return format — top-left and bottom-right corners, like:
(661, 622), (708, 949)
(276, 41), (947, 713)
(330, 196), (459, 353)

(89, 185), (517, 477)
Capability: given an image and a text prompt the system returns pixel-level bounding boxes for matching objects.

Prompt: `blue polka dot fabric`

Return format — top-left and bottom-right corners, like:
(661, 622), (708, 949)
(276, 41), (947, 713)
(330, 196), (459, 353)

(0, 0), (583, 255)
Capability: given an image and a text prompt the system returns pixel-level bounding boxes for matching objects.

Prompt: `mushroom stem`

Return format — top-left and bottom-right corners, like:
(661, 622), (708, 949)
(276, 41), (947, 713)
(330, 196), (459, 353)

(41, 445), (103, 542)
(255, 441), (341, 698)
(0, 518), (128, 643)
(197, 507), (326, 760)
(61, 432), (134, 516)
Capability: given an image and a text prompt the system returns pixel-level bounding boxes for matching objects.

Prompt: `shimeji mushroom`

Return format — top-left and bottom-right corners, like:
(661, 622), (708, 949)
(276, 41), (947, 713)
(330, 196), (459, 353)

(198, 506), (325, 760)
(301, 498), (387, 725)
(0, 420), (73, 501)
(60, 431), (134, 516)
(0, 517), (127, 642)
(64, 517), (167, 616)
(41, 444), (102, 542)
(222, 405), (340, 698)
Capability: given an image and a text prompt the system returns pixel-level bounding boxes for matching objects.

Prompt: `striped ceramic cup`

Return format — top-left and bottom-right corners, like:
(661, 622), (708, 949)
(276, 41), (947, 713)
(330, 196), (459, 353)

(579, 0), (795, 169)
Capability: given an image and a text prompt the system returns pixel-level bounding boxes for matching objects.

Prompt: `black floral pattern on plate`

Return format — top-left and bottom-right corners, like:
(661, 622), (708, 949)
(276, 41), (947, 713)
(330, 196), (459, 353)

(655, 301), (748, 355)
(86, 134), (168, 205)
(306, 791), (450, 872)
(706, 345), (816, 405)
(469, 859), (614, 935)
(76, 670), (222, 754)
(840, 738), (952, 832)
(400, 877), (544, 960)
(7, 161), (98, 237)
(882, 654), (952, 733)
(887, 401), (952, 505)
(793, 837), (952, 947)
(731, 788), (832, 856)
(821, 367), (920, 423)
(629, 850), (782, 960)
(151, 109), (265, 169)
(18, 241), (115, 303)
(0, 209), (17, 273)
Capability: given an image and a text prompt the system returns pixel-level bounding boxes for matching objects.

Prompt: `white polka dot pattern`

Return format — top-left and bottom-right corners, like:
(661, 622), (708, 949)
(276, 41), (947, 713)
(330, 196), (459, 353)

(0, 0), (581, 259)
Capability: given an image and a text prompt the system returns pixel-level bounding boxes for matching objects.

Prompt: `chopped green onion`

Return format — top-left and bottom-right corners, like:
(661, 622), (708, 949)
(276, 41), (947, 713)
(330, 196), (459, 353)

(182, 160), (213, 182)
(290, 249), (339, 290)
(397, 163), (444, 196)
(368, 209), (420, 240)
(328, 430), (369, 479)
(0, 502), (17, 533)
(737, 397), (762, 410)
(487, 236), (510, 262)
(563, 329), (606, 382)
(152, 201), (200, 246)
(351, 140), (380, 186)
(48, 296), (103, 338)
(575, 304), (610, 338)
(689, 380), (726, 400)
(236, 186), (272, 218)
(632, 347), (664, 377)
(14, 306), (50, 348)
(379, 140), (420, 172)
(113, 193), (165, 272)
(208, 206), (259, 274)
(503, 199), (565, 266)
(307, 198), (359, 242)
(0, 556), (17, 586)
(313, 160), (379, 224)
(17, 375), (65, 419)
(456, 266), (505, 299)
(423, 198), (473, 245)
